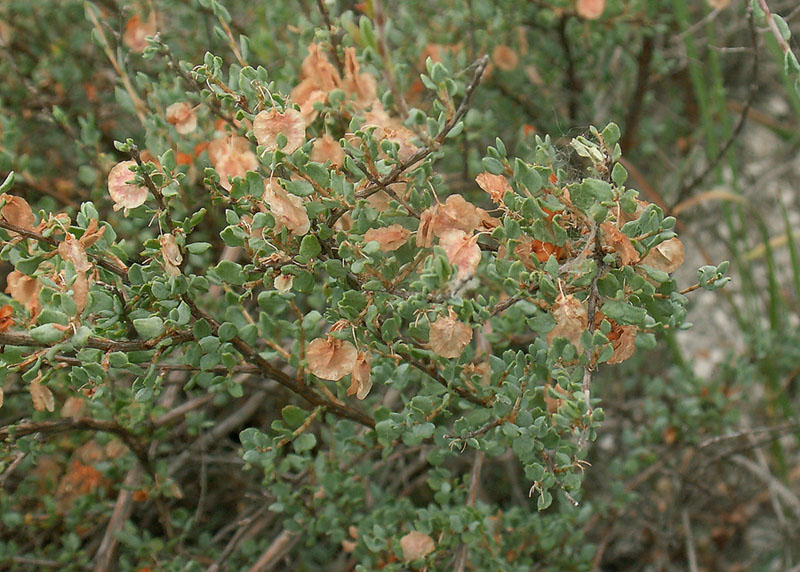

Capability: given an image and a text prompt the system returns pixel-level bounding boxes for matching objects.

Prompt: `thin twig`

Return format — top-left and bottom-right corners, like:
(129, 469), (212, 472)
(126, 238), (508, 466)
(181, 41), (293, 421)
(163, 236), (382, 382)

(670, 5), (758, 210)
(0, 417), (154, 479)
(0, 217), (128, 277)
(558, 16), (580, 122)
(758, 0), (794, 56)
(93, 465), (143, 572)
(698, 419), (800, 448)
(153, 35), (238, 129)
(153, 394), (216, 427)
(0, 330), (192, 352)
(315, 0), (345, 76)
(246, 529), (300, 572)
(578, 226), (603, 449)
(620, 34), (654, 151)
(130, 145), (177, 232)
(731, 455), (800, 520)
(453, 450), (485, 572)
(207, 506), (274, 571)
(181, 296), (376, 427)
(326, 55), (489, 227)
(167, 389), (269, 474)
(85, 3), (148, 126)
(681, 509), (699, 572)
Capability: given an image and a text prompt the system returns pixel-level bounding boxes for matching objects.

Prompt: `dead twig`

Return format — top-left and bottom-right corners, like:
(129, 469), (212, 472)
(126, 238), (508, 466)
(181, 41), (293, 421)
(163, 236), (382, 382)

(246, 529), (300, 572)
(670, 4), (758, 210)
(453, 450), (485, 572)
(681, 509), (699, 572)
(93, 465), (143, 572)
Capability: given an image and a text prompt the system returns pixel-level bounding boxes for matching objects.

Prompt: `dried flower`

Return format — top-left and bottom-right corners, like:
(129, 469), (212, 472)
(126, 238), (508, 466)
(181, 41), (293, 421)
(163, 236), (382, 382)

(306, 336), (358, 381)
(475, 172), (512, 204)
(166, 102), (198, 135)
(262, 181), (311, 236)
(492, 44), (519, 71)
(30, 378), (55, 412)
(274, 274), (293, 293)
(290, 79), (327, 125)
(108, 161), (148, 213)
(439, 229), (481, 280)
(123, 12), (157, 53)
(300, 42), (341, 92)
(207, 135), (259, 190)
(601, 222), (640, 266)
(641, 237), (684, 274)
(253, 108), (306, 154)
(347, 352), (373, 399)
(364, 224), (411, 252)
(437, 195), (482, 235)
(160, 233), (183, 276)
(546, 294), (588, 348)
(0, 193), (35, 232)
(607, 324), (637, 364)
(79, 219), (106, 248)
(6, 270), (42, 318)
(59, 233), (92, 273)
(0, 304), (14, 333)
(576, 0), (606, 19)
(400, 531), (435, 562)
(343, 47), (377, 105)
(311, 134), (345, 167)
(429, 309), (473, 358)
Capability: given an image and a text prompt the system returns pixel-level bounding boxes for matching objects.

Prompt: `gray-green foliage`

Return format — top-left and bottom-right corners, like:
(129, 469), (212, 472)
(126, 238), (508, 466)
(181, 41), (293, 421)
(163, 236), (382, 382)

(0, 1), (760, 570)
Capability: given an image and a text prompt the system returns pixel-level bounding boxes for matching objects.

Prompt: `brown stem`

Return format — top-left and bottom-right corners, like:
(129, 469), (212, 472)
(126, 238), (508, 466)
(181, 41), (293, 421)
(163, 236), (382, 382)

(398, 352), (490, 407)
(0, 330), (192, 352)
(315, 0), (345, 76)
(0, 217), (128, 277)
(153, 35), (239, 130)
(0, 417), (153, 476)
(181, 296), (376, 428)
(620, 34), (655, 151)
(326, 55), (489, 227)
(453, 450), (485, 572)
(558, 16), (580, 122)
(670, 5), (758, 211)
(130, 146), (177, 233)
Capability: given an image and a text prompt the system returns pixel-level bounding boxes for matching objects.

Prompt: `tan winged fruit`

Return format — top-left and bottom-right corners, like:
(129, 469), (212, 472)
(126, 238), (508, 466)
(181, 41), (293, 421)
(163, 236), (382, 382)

(429, 309), (473, 358)
(306, 337), (358, 381)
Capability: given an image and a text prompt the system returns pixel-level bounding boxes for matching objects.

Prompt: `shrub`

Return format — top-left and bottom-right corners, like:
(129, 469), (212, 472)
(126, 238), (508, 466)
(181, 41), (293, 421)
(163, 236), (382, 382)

(0, 1), (752, 570)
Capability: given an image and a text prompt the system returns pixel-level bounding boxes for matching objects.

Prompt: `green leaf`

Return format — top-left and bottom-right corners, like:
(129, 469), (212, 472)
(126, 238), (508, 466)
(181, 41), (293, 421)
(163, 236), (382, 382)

(293, 433), (317, 453)
(71, 326), (92, 347)
(218, 322), (237, 341)
(785, 50), (800, 76)
(299, 235), (321, 258)
(187, 242), (211, 254)
(0, 171), (15, 193)
(515, 159), (543, 194)
(286, 179), (315, 197)
(774, 14), (791, 41)
(482, 157), (505, 175)
(30, 324), (66, 344)
(537, 489), (553, 511)
(601, 122), (621, 146)
(293, 270), (314, 293)
(281, 405), (306, 429)
(133, 317), (165, 339)
(215, 260), (245, 284)
(611, 162), (628, 186)
(601, 300), (647, 326)
(160, 149), (176, 172)
(108, 352), (129, 368)
(359, 16), (378, 50)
